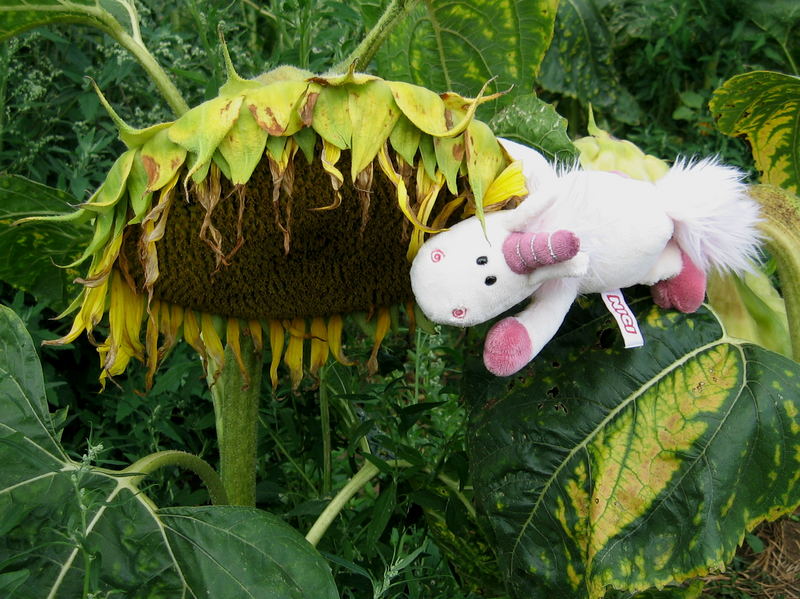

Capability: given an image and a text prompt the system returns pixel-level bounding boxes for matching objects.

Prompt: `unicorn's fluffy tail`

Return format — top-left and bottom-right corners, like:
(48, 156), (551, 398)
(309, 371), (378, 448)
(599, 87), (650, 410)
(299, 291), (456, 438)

(656, 158), (762, 273)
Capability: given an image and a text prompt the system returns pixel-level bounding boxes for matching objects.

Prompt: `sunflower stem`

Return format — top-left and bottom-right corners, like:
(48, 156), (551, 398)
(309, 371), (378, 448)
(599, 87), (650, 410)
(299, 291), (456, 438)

(319, 365), (333, 496)
(123, 450), (228, 505)
(328, 0), (421, 74)
(207, 335), (263, 506)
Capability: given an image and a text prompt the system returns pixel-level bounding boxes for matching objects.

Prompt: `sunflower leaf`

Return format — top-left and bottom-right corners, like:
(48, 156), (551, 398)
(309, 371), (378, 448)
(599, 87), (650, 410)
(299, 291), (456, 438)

(0, 176), (90, 310)
(0, 305), (339, 599)
(538, 0), (642, 125)
(489, 93), (578, 162)
(710, 70), (800, 194)
(373, 0), (559, 119)
(466, 291), (800, 598)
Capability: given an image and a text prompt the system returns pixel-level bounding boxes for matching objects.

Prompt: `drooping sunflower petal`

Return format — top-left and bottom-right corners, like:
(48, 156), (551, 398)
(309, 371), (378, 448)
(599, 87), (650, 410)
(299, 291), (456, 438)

(284, 318), (305, 389)
(145, 300), (161, 388)
(183, 309), (205, 358)
(408, 167), (446, 260)
(226, 318), (249, 388)
(269, 319), (285, 387)
(367, 307), (391, 374)
(310, 317), (329, 376)
(313, 140), (344, 211)
(377, 145), (439, 236)
(201, 312), (226, 368)
(249, 320), (263, 352)
(327, 315), (352, 366)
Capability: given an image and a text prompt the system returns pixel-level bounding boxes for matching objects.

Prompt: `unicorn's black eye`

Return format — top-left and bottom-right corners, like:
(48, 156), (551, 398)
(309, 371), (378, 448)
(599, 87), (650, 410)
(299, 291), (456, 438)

(476, 256), (488, 265)
(485, 276), (497, 286)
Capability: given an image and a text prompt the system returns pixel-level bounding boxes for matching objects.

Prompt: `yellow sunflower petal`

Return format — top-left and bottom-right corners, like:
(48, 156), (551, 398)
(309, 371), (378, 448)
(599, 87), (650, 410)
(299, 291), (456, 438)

(201, 312), (226, 368)
(226, 318), (249, 388)
(249, 319), (263, 352)
(284, 317), (305, 389)
(367, 307), (391, 374)
(327, 314), (353, 366)
(268, 319), (285, 387)
(310, 317), (329, 376)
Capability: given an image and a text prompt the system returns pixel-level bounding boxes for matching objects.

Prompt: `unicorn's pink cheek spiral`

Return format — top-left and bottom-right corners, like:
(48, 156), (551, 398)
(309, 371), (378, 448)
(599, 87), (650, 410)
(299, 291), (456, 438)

(502, 230), (580, 274)
(431, 249), (445, 262)
(451, 307), (467, 320)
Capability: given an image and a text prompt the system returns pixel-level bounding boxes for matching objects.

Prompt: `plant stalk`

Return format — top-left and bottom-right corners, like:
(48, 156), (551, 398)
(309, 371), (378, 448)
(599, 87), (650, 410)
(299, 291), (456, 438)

(123, 450), (228, 505)
(328, 0), (421, 74)
(207, 336), (264, 506)
(751, 185), (800, 361)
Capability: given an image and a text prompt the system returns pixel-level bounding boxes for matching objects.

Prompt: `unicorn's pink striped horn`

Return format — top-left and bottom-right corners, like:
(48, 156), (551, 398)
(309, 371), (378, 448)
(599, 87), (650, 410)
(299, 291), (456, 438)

(502, 230), (580, 274)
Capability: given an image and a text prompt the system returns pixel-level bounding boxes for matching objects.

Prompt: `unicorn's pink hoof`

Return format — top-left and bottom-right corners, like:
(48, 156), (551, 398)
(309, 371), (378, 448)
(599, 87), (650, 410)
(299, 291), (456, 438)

(651, 251), (706, 313)
(484, 317), (533, 376)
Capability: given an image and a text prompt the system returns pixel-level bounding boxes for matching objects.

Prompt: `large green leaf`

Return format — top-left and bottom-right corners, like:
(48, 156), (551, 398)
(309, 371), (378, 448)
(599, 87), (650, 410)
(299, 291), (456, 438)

(0, 305), (339, 599)
(0, 175), (90, 310)
(0, 0), (138, 40)
(465, 291), (800, 598)
(710, 71), (800, 194)
(373, 0), (559, 118)
(489, 93), (578, 162)
(538, 0), (641, 125)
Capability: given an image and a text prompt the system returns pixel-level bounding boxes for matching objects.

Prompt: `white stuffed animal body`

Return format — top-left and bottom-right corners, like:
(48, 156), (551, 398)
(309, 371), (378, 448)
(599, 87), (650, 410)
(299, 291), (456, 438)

(410, 140), (761, 376)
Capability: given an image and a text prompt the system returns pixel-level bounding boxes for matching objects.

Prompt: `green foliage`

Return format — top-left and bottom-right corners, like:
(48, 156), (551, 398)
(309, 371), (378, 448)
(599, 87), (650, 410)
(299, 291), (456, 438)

(710, 71), (800, 193)
(0, 304), (338, 598)
(466, 291), (800, 598)
(371, 0), (559, 120)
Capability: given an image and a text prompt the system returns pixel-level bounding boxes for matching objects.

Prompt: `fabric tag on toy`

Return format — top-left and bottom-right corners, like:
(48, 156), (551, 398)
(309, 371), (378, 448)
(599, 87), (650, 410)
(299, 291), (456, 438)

(600, 290), (645, 348)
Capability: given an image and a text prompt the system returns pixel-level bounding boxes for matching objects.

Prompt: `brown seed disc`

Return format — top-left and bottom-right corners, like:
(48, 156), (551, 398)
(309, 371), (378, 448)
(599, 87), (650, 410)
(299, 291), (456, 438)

(123, 150), (447, 321)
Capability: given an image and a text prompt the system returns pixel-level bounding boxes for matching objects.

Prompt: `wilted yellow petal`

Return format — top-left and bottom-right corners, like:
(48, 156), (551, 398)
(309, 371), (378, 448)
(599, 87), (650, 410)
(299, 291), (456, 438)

(44, 277), (110, 346)
(145, 300), (161, 389)
(327, 315), (352, 366)
(377, 145), (439, 234)
(249, 320), (263, 352)
(269, 319), (285, 387)
(201, 312), (226, 368)
(284, 318), (305, 389)
(226, 318), (249, 388)
(183, 309), (204, 357)
(310, 317), (329, 375)
(367, 308), (391, 374)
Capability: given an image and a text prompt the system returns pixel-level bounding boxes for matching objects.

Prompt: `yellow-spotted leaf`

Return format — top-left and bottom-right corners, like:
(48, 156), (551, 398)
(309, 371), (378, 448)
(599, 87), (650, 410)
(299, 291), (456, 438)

(245, 81), (309, 137)
(466, 290), (800, 599)
(710, 71), (800, 194)
(465, 120), (504, 219)
(311, 85), (352, 149)
(373, 0), (559, 119)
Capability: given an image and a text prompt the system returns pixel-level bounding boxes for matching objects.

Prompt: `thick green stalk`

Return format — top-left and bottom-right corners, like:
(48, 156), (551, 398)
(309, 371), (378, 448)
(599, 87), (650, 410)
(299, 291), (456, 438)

(123, 450), (228, 505)
(328, 0), (421, 74)
(207, 336), (264, 506)
(752, 185), (800, 361)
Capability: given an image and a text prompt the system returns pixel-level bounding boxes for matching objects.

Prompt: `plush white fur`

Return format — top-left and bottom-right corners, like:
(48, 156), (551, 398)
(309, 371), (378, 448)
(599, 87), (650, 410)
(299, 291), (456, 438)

(410, 142), (761, 375)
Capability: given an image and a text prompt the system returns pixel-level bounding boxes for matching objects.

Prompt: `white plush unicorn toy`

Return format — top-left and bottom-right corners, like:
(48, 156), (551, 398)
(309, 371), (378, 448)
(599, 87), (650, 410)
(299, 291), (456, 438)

(410, 139), (761, 376)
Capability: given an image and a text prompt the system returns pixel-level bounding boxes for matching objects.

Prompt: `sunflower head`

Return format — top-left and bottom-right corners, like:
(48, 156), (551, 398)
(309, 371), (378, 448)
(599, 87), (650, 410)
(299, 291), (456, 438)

(43, 59), (530, 388)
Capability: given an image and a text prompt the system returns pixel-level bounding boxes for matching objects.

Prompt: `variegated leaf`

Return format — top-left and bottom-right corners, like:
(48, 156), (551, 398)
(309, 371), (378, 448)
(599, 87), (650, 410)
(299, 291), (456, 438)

(466, 291), (800, 598)
(373, 0), (558, 118)
(710, 71), (800, 194)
